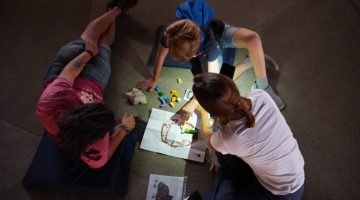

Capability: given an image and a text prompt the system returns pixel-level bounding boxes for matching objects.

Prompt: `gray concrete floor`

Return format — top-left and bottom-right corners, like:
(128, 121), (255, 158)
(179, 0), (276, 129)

(0, 0), (359, 199)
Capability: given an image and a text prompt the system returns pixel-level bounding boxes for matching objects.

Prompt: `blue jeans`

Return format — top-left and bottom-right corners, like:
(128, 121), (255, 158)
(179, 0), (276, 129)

(43, 38), (112, 87)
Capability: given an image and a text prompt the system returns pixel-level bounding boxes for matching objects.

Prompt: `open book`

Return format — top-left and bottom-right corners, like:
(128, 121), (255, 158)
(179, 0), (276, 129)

(146, 174), (187, 200)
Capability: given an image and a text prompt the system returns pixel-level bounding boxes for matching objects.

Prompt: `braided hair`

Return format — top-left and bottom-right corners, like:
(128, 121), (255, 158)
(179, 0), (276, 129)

(58, 103), (115, 161)
(193, 73), (255, 128)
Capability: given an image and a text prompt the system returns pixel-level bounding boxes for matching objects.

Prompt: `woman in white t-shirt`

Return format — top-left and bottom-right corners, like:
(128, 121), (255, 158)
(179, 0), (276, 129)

(192, 73), (304, 200)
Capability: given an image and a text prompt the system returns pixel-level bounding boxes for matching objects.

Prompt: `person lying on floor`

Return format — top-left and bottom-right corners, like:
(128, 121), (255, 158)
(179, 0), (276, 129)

(191, 73), (304, 200)
(37, 2), (138, 169)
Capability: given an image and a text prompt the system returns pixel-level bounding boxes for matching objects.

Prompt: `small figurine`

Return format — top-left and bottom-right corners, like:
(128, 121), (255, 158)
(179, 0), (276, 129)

(154, 85), (161, 92)
(170, 90), (178, 95)
(177, 78), (182, 84)
(158, 96), (166, 104)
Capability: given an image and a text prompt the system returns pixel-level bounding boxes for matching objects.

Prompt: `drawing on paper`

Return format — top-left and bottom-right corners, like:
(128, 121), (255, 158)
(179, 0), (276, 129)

(160, 121), (198, 148)
(140, 108), (207, 162)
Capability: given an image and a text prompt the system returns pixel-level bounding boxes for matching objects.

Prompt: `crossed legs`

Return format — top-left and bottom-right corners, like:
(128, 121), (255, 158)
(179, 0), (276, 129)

(81, 7), (121, 48)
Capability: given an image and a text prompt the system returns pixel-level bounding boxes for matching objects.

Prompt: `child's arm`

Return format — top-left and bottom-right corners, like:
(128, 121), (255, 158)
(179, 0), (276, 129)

(59, 40), (99, 85)
(178, 57), (221, 120)
(136, 45), (169, 90)
(59, 52), (92, 86)
(109, 113), (135, 157)
(196, 105), (215, 150)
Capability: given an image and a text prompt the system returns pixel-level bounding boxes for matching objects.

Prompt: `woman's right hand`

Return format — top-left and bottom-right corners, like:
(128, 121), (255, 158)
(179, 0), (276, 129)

(136, 78), (157, 91)
(120, 112), (136, 132)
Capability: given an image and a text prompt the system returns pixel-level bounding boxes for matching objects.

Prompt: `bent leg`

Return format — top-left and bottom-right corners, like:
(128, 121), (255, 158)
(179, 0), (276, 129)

(43, 39), (85, 84)
(231, 28), (285, 110)
(99, 20), (116, 47)
(81, 21), (116, 87)
(233, 62), (249, 81)
(233, 28), (267, 80)
(81, 44), (112, 87)
(81, 7), (121, 44)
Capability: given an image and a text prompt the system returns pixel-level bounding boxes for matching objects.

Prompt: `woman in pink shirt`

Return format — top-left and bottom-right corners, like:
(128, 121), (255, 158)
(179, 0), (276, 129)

(37, 1), (138, 169)
(34, 1), (139, 196)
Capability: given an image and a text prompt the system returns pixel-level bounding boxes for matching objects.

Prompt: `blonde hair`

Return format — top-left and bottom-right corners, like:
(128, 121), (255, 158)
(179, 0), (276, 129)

(164, 20), (202, 63)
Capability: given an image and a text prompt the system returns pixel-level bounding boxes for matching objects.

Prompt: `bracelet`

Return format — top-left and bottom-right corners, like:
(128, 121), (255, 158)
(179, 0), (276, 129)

(84, 49), (94, 57)
(116, 124), (131, 134)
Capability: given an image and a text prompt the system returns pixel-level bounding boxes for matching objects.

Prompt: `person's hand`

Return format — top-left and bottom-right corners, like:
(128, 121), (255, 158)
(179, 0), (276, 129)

(85, 39), (99, 56)
(178, 99), (198, 121)
(136, 78), (157, 91)
(120, 112), (136, 132)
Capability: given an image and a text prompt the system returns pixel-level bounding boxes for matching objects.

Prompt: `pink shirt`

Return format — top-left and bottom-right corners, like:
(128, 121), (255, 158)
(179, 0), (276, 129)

(37, 77), (111, 168)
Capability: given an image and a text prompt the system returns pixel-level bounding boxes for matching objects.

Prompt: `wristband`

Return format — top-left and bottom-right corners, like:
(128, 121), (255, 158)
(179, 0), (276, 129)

(115, 124), (131, 134)
(84, 49), (94, 57)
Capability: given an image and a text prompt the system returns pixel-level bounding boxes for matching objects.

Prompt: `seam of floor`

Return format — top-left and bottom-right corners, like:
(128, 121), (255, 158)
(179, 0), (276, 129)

(0, 118), (41, 137)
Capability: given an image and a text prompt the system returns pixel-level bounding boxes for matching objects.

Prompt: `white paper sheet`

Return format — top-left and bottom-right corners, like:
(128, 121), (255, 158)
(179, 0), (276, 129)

(140, 108), (207, 162)
(146, 174), (187, 200)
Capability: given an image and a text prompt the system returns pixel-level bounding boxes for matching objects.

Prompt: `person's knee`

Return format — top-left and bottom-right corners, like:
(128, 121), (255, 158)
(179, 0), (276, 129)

(235, 30), (262, 50)
(244, 32), (262, 50)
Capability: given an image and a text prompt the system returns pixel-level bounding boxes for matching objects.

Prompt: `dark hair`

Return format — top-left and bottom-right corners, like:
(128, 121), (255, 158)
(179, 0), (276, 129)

(193, 73), (255, 128)
(58, 103), (115, 161)
(164, 19), (201, 63)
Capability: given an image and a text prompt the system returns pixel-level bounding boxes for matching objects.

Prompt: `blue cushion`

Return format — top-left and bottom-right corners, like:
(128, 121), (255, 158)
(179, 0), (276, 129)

(23, 132), (137, 197)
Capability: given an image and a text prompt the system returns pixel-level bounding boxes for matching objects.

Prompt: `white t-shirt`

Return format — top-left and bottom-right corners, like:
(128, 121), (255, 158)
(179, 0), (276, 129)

(210, 89), (305, 195)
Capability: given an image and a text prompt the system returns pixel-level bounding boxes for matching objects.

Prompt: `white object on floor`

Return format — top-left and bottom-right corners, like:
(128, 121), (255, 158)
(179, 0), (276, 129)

(146, 174), (187, 200)
(183, 89), (193, 101)
(125, 88), (147, 105)
(140, 108), (207, 162)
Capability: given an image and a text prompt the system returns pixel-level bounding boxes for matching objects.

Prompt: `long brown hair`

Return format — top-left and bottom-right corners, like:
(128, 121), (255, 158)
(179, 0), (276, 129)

(164, 19), (201, 63)
(193, 73), (255, 128)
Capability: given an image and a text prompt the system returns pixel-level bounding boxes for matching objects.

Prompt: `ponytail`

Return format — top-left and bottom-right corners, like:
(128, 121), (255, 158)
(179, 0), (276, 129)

(234, 97), (255, 128)
(193, 73), (256, 129)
